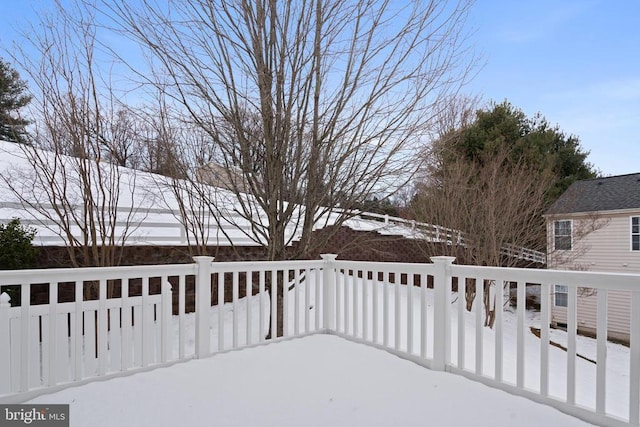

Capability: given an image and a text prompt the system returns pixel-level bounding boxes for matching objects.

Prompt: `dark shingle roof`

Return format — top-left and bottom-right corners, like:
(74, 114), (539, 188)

(546, 173), (640, 215)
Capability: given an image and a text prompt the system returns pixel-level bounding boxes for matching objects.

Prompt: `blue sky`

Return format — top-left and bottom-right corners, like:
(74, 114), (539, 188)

(467, 0), (640, 176)
(1, 0), (638, 176)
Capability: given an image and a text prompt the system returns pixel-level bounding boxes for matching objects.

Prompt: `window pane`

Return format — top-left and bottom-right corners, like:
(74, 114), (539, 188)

(554, 220), (572, 250)
(555, 293), (568, 307)
(633, 235), (640, 251)
(554, 285), (568, 307)
(555, 235), (571, 250)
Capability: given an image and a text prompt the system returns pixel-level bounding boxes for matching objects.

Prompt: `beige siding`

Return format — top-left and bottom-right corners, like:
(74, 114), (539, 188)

(550, 289), (631, 343)
(547, 211), (640, 343)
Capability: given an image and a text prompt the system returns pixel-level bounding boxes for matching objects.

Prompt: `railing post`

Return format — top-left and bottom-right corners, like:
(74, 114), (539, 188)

(194, 256), (214, 358)
(0, 292), (10, 394)
(431, 256), (456, 371)
(321, 254), (338, 332)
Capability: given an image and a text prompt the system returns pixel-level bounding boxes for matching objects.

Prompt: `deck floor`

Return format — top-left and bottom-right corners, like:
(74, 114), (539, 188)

(26, 334), (594, 427)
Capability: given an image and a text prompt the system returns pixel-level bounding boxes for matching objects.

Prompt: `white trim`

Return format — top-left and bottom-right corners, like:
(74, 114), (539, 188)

(553, 219), (573, 251)
(554, 284), (569, 307)
(544, 207), (640, 218)
(631, 216), (640, 252)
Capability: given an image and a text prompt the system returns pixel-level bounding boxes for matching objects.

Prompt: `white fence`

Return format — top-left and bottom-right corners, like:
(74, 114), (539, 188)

(1, 256), (634, 425)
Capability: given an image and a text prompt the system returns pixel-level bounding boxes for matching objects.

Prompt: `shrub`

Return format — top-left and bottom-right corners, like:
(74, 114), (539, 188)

(0, 218), (39, 306)
(0, 218), (38, 269)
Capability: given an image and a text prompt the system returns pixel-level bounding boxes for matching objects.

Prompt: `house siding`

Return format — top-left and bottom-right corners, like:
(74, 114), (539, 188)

(548, 211), (640, 343)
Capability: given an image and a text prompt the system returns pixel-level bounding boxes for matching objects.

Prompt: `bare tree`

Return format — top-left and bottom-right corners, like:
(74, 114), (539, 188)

(410, 143), (554, 326)
(106, 0), (475, 257)
(105, 0), (476, 337)
(1, 0), (148, 268)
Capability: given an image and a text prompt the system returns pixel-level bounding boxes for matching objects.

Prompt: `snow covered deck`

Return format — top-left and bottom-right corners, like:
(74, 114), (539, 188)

(27, 334), (591, 427)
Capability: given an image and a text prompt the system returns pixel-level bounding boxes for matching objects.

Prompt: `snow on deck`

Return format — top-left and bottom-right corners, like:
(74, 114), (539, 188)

(28, 334), (591, 427)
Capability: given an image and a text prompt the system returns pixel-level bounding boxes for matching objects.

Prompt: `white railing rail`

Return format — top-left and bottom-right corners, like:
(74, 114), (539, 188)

(1, 256), (635, 426)
(351, 210), (546, 264)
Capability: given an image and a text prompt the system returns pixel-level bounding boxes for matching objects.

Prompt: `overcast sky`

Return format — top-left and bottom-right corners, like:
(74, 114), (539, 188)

(1, 0), (638, 177)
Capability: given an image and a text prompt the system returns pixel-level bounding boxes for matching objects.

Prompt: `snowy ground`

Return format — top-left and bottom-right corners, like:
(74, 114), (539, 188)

(29, 334), (592, 427)
(24, 276), (630, 426)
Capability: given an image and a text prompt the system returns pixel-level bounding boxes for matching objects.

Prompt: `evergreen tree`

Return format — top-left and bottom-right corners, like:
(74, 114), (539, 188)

(435, 101), (597, 202)
(0, 58), (31, 143)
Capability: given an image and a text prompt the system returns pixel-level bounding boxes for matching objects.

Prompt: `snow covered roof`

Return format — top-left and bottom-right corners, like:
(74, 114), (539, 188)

(0, 140), (424, 248)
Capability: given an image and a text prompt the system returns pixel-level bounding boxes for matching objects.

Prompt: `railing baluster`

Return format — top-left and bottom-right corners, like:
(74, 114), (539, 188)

(232, 271), (239, 348)
(395, 271), (401, 350)
(247, 270), (253, 345)
(630, 290), (640, 424)
(218, 272), (225, 351)
(383, 271), (389, 347)
(304, 268), (311, 334)
(270, 269), (277, 340)
(516, 280), (525, 389)
(48, 281), (58, 386)
(178, 275), (185, 360)
(420, 273), (427, 359)
(353, 271), (358, 338)
(314, 268), (320, 330)
(567, 283), (577, 405)
(98, 279), (108, 375)
(141, 276), (151, 367)
(495, 278), (503, 383)
(457, 276), (465, 370)
(161, 278), (172, 363)
(120, 279), (130, 372)
(0, 292), (10, 394)
(475, 276), (484, 376)
(336, 270), (342, 333)
(540, 282), (550, 397)
(20, 283), (29, 391)
(294, 269), (300, 336)
(407, 274), (414, 355)
(282, 269), (289, 337)
(344, 269), (349, 334)
(363, 270), (369, 341)
(259, 270), (266, 342)
(595, 288), (607, 414)
(373, 271), (379, 345)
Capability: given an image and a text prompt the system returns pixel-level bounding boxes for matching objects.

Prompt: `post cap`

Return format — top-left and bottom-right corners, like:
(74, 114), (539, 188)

(0, 292), (10, 304)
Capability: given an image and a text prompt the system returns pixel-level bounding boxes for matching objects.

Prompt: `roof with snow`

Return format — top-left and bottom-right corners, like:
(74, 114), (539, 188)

(0, 140), (423, 247)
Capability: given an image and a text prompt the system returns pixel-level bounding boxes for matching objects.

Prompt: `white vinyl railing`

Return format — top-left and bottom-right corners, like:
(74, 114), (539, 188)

(0, 256), (634, 425)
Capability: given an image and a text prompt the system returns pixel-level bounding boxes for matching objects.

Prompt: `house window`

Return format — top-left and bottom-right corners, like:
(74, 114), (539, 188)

(632, 217), (640, 251)
(554, 285), (568, 307)
(554, 220), (572, 250)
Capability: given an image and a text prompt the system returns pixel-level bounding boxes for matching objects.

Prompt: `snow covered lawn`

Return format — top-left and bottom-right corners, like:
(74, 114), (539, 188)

(28, 334), (592, 427)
